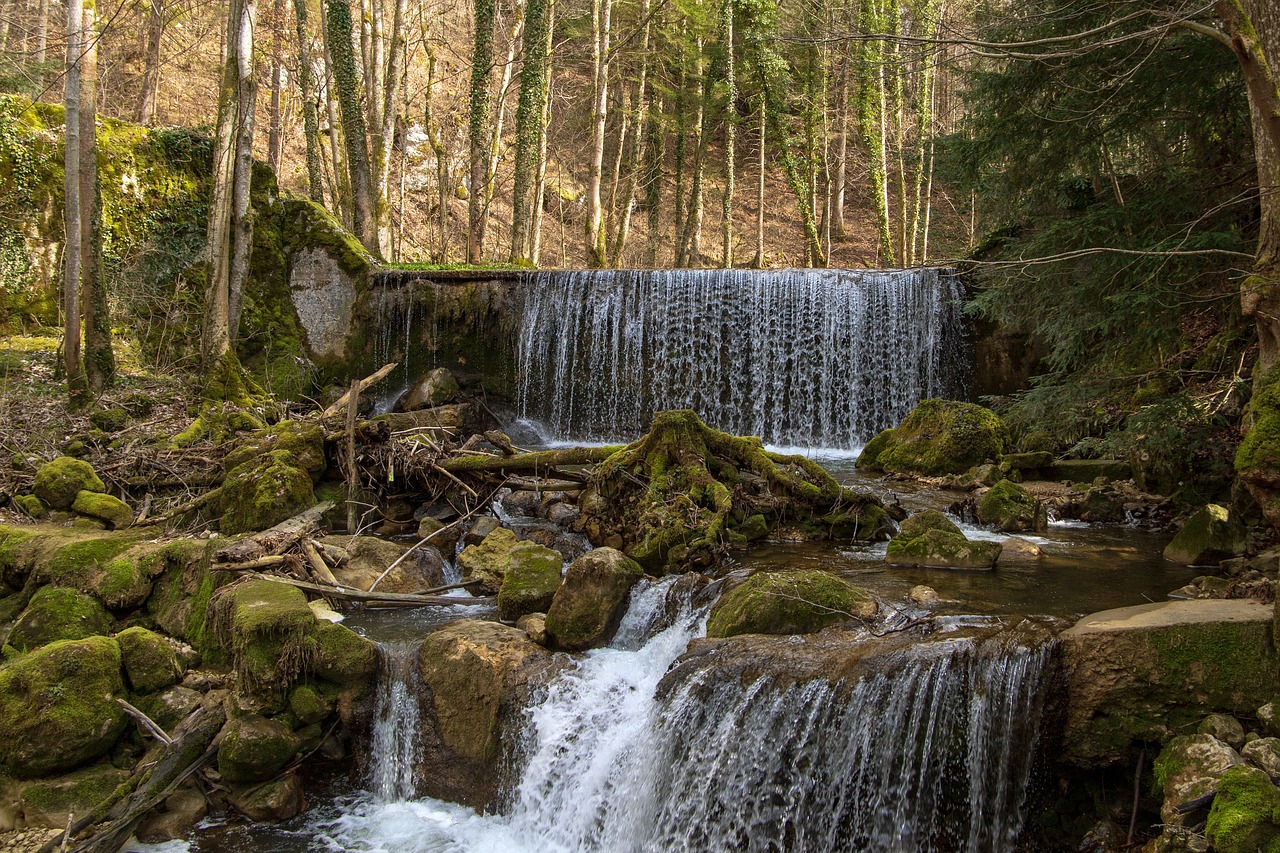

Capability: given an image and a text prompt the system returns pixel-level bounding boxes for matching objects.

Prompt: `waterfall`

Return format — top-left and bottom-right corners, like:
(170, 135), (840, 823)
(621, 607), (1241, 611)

(515, 268), (969, 448)
(368, 641), (423, 801)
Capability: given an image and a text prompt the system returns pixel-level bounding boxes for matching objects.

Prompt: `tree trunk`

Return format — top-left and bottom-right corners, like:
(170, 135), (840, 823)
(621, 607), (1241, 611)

(510, 0), (552, 263)
(326, 0), (378, 253)
(467, 0), (495, 263)
(422, 34), (450, 261)
(137, 0), (163, 125)
(610, 0), (650, 268)
(643, 95), (663, 267)
(80, 0), (112, 394)
(377, 0), (407, 213)
(485, 6), (524, 256)
(584, 0), (611, 268)
(753, 96), (764, 267)
(267, 0), (285, 174)
(35, 0), (49, 64)
(321, 23), (351, 223)
(294, 0), (325, 203)
(62, 0), (84, 400)
(721, 0), (735, 268)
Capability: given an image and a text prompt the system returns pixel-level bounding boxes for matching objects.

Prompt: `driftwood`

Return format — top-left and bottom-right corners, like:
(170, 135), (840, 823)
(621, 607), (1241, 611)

(300, 537), (340, 586)
(211, 554), (289, 573)
(373, 404), (469, 434)
(322, 362), (398, 418)
(116, 698), (172, 746)
(438, 446), (618, 474)
(213, 501), (335, 564)
(247, 572), (494, 607)
(133, 487), (222, 528)
(505, 476), (586, 492)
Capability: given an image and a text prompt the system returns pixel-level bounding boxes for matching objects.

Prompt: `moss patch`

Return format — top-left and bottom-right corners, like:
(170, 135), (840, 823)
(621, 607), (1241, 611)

(216, 714), (299, 783)
(71, 490), (135, 530)
(116, 626), (182, 693)
(8, 586), (112, 651)
(706, 570), (877, 638)
(976, 479), (1046, 533)
(857, 399), (1008, 477)
(219, 450), (316, 535)
(31, 457), (105, 510)
(1205, 765), (1280, 853)
(496, 543), (562, 622)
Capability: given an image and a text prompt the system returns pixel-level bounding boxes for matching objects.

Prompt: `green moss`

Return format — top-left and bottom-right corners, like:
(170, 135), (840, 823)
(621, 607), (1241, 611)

(976, 479), (1045, 532)
(896, 509), (961, 539)
(223, 420), (328, 481)
(496, 543), (563, 621)
(706, 570), (877, 638)
(8, 586), (112, 651)
(14, 494), (46, 519)
(1205, 765), (1280, 853)
(216, 715), (299, 783)
(88, 407), (129, 433)
(856, 399), (1008, 477)
(210, 579), (322, 697)
(18, 763), (130, 820)
(31, 457), (106, 510)
(886, 527), (1002, 570)
(219, 450), (316, 535)
(288, 683), (333, 725)
(71, 490), (135, 530)
(40, 535), (155, 609)
(308, 620), (377, 688)
(1149, 620), (1275, 708)
(115, 626), (181, 693)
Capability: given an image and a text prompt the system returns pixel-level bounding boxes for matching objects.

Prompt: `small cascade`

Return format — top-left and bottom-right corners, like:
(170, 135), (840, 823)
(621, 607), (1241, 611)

(368, 641), (424, 802)
(516, 268), (969, 448)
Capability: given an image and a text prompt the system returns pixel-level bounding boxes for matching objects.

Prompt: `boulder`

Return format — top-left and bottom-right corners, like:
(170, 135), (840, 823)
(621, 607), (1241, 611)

(897, 509), (962, 539)
(0, 636), (128, 776)
(1199, 713), (1247, 749)
(909, 585), (939, 605)
(856, 399), (1007, 477)
(320, 535), (446, 593)
(217, 714), (300, 783)
(135, 786), (208, 842)
(70, 491), (134, 530)
(18, 764), (130, 829)
(7, 586), (112, 651)
(1049, 458), (1132, 483)
(38, 535), (156, 610)
(14, 494), (47, 519)
(1260, 703), (1280, 739)
(116, 626), (183, 693)
(1205, 765), (1280, 853)
(32, 457), (106, 510)
(516, 613), (547, 645)
(457, 527), (522, 594)
(1243, 738), (1280, 781)
(1164, 504), (1248, 565)
(310, 620), (378, 687)
(1001, 537), (1043, 559)
(1073, 486), (1127, 523)
(497, 543), (563, 622)
(464, 516), (502, 547)
(400, 367), (461, 411)
(227, 772), (306, 822)
(1000, 451), (1054, 476)
(1060, 600), (1280, 767)
(223, 420), (328, 482)
(707, 570), (876, 638)
(289, 684), (335, 725)
(135, 685), (202, 732)
(976, 480), (1047, 533)
(219, 450), (316, 536)
(544, 548), (645, 651)
(417, 619), (556, 808)
(886, 526), (1002, 571)
(1154, 733), (1243, 824)
(211, 579), (317, 695)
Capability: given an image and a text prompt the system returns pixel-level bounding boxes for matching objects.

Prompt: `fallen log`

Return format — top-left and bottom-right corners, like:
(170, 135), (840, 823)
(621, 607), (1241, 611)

(211, 554), (289, 573)
(213, 501), (335, 564)
(438, 445), (620, 474)
(247, 572), (495, 607)
(322, 362), (398, 418)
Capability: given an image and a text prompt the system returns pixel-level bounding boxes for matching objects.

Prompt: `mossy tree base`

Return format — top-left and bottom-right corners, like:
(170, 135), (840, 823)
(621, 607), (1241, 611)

(578, 410), (891, 573)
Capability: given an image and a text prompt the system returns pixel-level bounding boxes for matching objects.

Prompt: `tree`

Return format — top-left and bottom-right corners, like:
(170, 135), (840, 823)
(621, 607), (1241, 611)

(510, 0), (553, 263)
(79, 0), (112, 393)
(325, 0), (378, 253)
(584, 0), (612, 267)
(467, 0), (496, 263)
(294, 0), (325, 203)
(62, 0), (85, 399)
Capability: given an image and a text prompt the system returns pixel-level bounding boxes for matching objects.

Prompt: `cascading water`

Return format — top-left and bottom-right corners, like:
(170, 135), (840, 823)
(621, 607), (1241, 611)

(367, 641), (424, 801)
(515, 268), (969, 448)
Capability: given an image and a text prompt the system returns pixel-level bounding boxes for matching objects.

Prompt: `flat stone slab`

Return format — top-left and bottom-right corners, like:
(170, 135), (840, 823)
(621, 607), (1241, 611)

(1063, 599), (1272, 636)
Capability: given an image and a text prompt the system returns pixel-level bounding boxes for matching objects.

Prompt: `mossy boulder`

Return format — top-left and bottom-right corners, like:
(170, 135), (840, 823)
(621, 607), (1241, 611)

(116, 626), (182, 693)
(31, 457), (106, 510)
(223, 420), (328, 482)
(856, 399), (1007, 477)
(1164, 504), (1247, 565)
(0, 636), (128, 775)
(896, 509), (961, 539)
(706, 570), (877, 638)
(976, 479), (1047, 533)
(227, 771), (306, 822)
(219, 450), (316, 535)
(400, 367), (461, 411)
(134, 685), (202, 733)
(40, 535), (158, 610)
(457, 527), (522, 595)
(144, 539), (218, 649)
(1205, 765), (1280, 853)
(18, 763), (131, 829)
(1154, 733), (1244, 824)
(14, 494), (47, 519)
(288, 684), (334, 725)
(496, 543), (563, 622)
(886, 512), (1001, 571)
(70, 490), (134, 530)
(1236, 364), (1280, 530)
(88, 407), (129, 433)
(211, 579), (317, 695)
(544, 548), (644, 651)
(309, 620), (377, 688)
(216, 715), (300, 783)
(8, 586), (112, 651)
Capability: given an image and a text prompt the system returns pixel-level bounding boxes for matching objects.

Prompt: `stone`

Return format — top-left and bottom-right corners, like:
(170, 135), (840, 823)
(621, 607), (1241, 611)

(1048, 458), (1132, 483)
(223, 420), (328, 482)
(14, 494), (47, 519)
(32, 457), (106, 510)
(88, 407), (129, 433)
(1164, 504), (1248, 565)
(545, 548), (645, 651)
(1061, 600), (1280, 767)
(457, 527), (522, 594)
(400, 368), (461, 411)
(516, 613), (547, 645)
(1205, 765), (1280, 853)
(116, 626), (183, 694)
(497, 543), (563, 622)
(896, 509), (962, 539)
(227, 771), (306, 822)
(70, 491), (134, 530)
(1155, 733), (1243, 825)
(0, 637), (128, 776)
(135, 685), (202, 732)
(1200, 713), (1247, 749)
(310, 620), (378, 687)
(1260, 703), (1280, 738)
(1001, 537), (1043, 558)
(289, 247), (359, 362)
(856, 399), (1007, 477)
(8, 586), (112, 652)
(909, 585), (940, 605)
(417, 619), (556, 808)
(321, 535), (446, 593)
(707, 570), (877, 638)
(135, 786), (208, 842)
(1000, 451), (1054, 474)
(216, 715), (300, 783)
(219, 450), (316, 535)
(289, 684), (334, 725)
(886, 527), (1002, 571)
(976, 479), (1047, 533)
(1076, 487), (1127, 523)
(1243, 738), (1280, 780)
(464, 516), (502, 547)
(18, 764), (130, 829)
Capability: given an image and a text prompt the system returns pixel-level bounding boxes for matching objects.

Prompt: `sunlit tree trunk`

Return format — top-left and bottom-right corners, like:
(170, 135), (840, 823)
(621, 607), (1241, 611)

(511, 0), (552, 263)
(62, 0), (85, 399)
(267, 0), (285, 174)
(467, 0), (495, 263)
(137, 0), (164, 124)
(294, 0), (325, 203)
(585, 0), (612, 267)
(610, 0), (650, 268)
(326, 0), (378, 253)
(721, 0), (735, 269)
(753, 96), (765, 267)
(80, 0), (112, 393)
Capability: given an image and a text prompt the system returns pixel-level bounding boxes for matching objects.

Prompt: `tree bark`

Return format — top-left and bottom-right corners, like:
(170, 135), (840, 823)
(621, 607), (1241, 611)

(80, 0), (112, 394)
(137, 0), (164, 125)
(609, 0), (650, 267)
(721, 0), (735, 269)
(584, 0), (612, 267)
(267, 0), (285, 174)
(62, 0), (84, 400)
(294, 0), (325, 203)
(467, 0), (495, 263)
(510, 0), (552, 263)
(326, 0), (378, 253)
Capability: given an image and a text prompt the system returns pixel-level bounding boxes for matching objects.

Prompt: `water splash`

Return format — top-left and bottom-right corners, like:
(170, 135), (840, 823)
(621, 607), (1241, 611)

(368, 641), (424, 802)
(515, 268), (969, 448)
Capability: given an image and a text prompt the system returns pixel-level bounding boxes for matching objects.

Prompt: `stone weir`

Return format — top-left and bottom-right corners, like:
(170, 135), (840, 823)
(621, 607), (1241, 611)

(352, 267), (971, 449)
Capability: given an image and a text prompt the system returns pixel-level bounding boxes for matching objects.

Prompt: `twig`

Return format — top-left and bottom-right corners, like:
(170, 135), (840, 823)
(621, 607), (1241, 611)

(132, 487), (222, 528)
(211, 555), (288, 573)
(116, 698), (172, 746)
(368, 486), (504, 592)
(247, 572), (494, 607)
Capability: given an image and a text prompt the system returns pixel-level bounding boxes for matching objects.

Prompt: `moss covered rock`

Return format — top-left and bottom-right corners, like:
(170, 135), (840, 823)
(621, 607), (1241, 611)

(544, 548), (644, 651)
(223, 420), (328, 482)
(18, 763), (130, 829)
(116, 626), (182, 693)
(216, 714), (300, 783)
(706, 570), (877, 638)
(400, 367), (461, 411)
(40, 535), (157, 610)
(309, 620), (377, 688)
(1205, 765), (1280, 853)
(14, 494), (47, 519)
(896, 509), (961, 539)
(227, 771), (306, 822)
(0, 636), (128, 775)
(219, 450), (316, 535)
(31, 457), (105, 510)
(457, 527), (522, 595)
(976, 479), (1047, 533)
(886, 515), (1002, 571)
(8, 586), (112, 651)
(496, 543), (563, 622)
(211, 578), (317, 695)
(1164, 504), (1247, 565)
(288, 684), (334, 725)
(88, 408), (129, 433)
(70, 490), (134, 530)
(1154, 733), (1245, 824)
(856, 399), (1007, 477)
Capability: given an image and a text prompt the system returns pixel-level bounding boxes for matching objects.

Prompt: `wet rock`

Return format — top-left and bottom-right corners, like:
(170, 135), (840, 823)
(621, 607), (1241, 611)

(416, 517), (462, 556)
(289, 684), (335, 726)
(464, 516), (502, 547)
(310, 620), (378, 688)
(1001, 537), (1043, 559)
(1076, 820), (1126, 852)
(497, 543), (563, 622)
(886, 512), (1001, 571)
(909, 584), (940, 605)
(400, 368), (461, 411)
(1049, 459), (1132, 483)
(1243, 738), (1280, 780)
(498, 488), (542, 517)
(856, 399), (1007, 477)
(1144, 826), (1210, 852)
(321, 535), (446, 593)
(897, 509), (962, 539)
(545, 502), (580, 525)
(457, 527), (522, 594)
(18, 764), (130, 829)
(1074, 487), (1127, 523)
(116, 626), (183, 693)
(1259, 703), (1280, 738)
(516, 613), (547, 645)
(32, 457), (106, 510)
(976, 479), (1047, 533)
(545, 548), (645, 651)
(135, 786), (208, 842)
(1155, 733), (1243, 824)
(8, 586), (112, 652)
(227, 771), (306, 822)
(1164, 504), (1247, 565)
(217, 715), (300, 783)
(70, 491), (134, 530)
(707, 570), (876, 638)
(1199, 714), (1247, 749)
(1205, 765), (1280, 853)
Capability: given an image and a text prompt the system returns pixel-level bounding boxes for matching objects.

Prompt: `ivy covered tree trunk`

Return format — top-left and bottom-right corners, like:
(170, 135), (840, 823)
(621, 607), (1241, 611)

(137, 0), (163, 125)
(467, 0), (495, 263)
(510, 0), (552, 263)
(857, 0), (894, 265)
(80, 0), (113, 394)
(326, 0), (378, 254)
(293, 0), (325, 203)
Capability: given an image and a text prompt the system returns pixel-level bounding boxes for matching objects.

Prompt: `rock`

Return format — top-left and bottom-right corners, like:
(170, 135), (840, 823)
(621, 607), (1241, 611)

(217, 715), (300, 783)
(464, 516), (502, 547)
(1200, 713), (1247, 749)
(516, 613), (547, 645)
(289, 684), (335, 725)
(116, 626), (183, 693)
(1205, 765), (1280, 853)
(88, 407), (129, 433)
(223, 420), (328, 481)
(309, 599), (344, 622)
(36, 534), (157, 611)
(14, 494), (47, 519)
(32, 457), (106, 510)
(135, 786), (208, 842)
(1077, 821), (1128, 852)
(1164, 504), (1247, 565)
(497, 543), (563, 622)
(545, 548), (645, 651)
(417, 516), (462, 555)
(18, 764), (130, 829)
(400, 367), (461, 411)
(211, 579), (317, 696)
(909, 585), (940, 605)
(8, 586), (112, 651)
(70, 490), (134, 529)
(1000, 451), (1054, 475)
(1154, 733), (1243, 824)
(897, 509), (962, 539)
(951, 463), (1002, 491)
(310, 620), (378, 688)
(707, 570), (876, 638)
(545, 502), (580, 525)
(219, 450), (316, 535)
(1049, 458), (1132, 483)
(1243, 738), (1280, 780)
(1060, 600), (1280, 767)
(1001, 537), (1043, 559)
(227, 771), (306, 822)
(321, 535), (446, 593)
(135, 685), (202, 732)
(856, 399), (1007, 477)
(976, 479), (1047, 533)
(0, 636), (128, 776)
(886, 527), (1002, 571)
(417, 619), (556, 808)
(457, 527), (522, 594)
(1260, 703), (1280, 738)
(1074, 487), (1127, 523)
